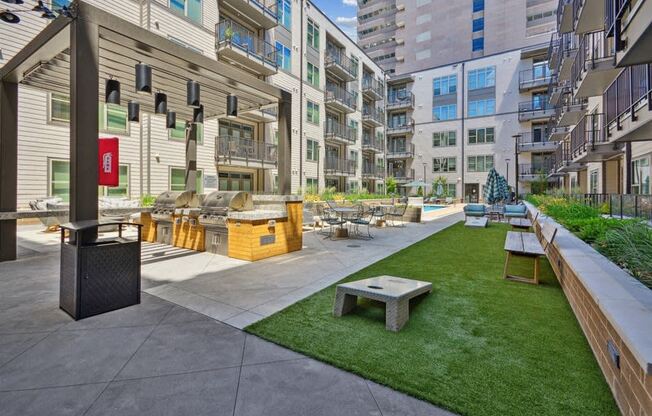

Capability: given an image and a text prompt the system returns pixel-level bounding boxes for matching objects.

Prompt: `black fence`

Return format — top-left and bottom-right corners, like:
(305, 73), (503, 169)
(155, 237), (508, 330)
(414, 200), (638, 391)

(568, 193), (652, 221)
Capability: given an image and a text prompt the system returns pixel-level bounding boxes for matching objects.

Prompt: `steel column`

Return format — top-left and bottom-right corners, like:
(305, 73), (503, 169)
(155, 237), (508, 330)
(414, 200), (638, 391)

(0, 81), (18, 261)
(277, 89), (292, 194)
(185, 122), (197, 191)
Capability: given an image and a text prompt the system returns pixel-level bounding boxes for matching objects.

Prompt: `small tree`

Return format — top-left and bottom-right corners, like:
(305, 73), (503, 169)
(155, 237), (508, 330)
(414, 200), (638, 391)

(417, 186), (423, 196)
(432, 176), (448, 197)
(386, 176), (397, 195)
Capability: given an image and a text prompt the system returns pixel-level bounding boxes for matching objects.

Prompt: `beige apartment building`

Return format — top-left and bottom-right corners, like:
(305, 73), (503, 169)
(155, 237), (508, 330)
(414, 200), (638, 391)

(0, 0), (386, 208)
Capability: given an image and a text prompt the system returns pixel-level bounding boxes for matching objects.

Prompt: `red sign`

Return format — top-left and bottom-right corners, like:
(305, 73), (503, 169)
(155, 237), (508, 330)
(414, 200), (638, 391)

(98, 137), (119, 186)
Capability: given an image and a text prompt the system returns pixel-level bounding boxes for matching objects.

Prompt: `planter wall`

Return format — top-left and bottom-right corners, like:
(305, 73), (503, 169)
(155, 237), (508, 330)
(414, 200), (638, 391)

(402, 207), (422, 223)
(526, 203), (652, 416)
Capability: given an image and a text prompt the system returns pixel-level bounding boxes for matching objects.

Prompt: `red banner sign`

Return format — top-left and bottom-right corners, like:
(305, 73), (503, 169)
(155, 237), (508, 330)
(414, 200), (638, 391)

(98, 137), (119, 186)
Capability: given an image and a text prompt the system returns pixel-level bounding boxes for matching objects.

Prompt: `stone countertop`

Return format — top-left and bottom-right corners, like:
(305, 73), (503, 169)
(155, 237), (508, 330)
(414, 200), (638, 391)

(251, 195), (303, 202)
(227, 210), (288, 221)
(0, 207), (152, 221)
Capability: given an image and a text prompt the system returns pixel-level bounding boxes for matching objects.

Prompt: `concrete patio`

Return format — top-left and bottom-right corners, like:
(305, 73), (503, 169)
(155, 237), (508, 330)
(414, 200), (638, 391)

(0, 212), (462, 415)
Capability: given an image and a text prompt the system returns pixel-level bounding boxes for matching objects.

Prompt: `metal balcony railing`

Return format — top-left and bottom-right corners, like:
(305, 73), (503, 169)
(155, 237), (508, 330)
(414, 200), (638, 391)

(571, 30), (615, 89)
(388, 168), (415, 180)
(557, 0), (573, 30)
(324, 122), (357, 143)
(362, 133), (384, 152)
(362, 105), (385, 125)
(215, 136), (278, 163)
(519, 162), (556, 177)
(519, 67), (553, 89)
(325, 84), (357, 110)
(362, 162), (385, 178)
(517, 132), (556, 147)
(325, 50), (358, 78)
(216, 20), (277, 68)
(566, 193), (652, 221)
(386, 142), (414, 157)
(604, 63), (651, 128)
(362, 75), (384, 98)
(605, 0), (630, 37)
(387, 91), (414, 108)
(570, 113), (608, 158)
(324, 157), (357, 175)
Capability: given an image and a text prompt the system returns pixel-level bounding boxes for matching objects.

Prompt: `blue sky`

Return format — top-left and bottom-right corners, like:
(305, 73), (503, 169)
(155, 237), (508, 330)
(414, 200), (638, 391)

(310, 0), (358, 40)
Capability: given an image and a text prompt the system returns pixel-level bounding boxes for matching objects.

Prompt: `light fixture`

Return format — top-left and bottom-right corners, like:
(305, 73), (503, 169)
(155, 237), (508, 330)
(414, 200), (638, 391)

(105, 78), (120, 105)
(193, 105), (204, 124)
(128, 101), (140, 122)
(41, 9), (56, 19)
(186, 80), (200, 108)
(2, 0), (25, 4)
(135, 63), (152, 94)
(166, 111), (176, 129)
(32, 0), (46, 11)
(227, 94), (237, 118)
(154, 92), (167, 114)
(0, 11), (20, 24)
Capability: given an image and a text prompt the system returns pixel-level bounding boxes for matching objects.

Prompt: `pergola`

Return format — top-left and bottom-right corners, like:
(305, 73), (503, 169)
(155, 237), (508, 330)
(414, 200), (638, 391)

(0, 1), (292, 261)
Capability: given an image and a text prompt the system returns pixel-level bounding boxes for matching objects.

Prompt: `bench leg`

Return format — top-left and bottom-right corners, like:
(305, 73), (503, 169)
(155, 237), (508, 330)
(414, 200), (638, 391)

(533, 256), (540, 285)
(386, 299), (409, 332)
(333, 289), (357, 317)
(503, 251), (511, 279)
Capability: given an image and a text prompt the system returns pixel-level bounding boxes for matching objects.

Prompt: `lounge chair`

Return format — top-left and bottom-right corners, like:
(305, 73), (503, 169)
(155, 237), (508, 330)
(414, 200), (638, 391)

(463, 204), (486, 221)
(349, 204), (373, 239)
(503, 204), (527, 219)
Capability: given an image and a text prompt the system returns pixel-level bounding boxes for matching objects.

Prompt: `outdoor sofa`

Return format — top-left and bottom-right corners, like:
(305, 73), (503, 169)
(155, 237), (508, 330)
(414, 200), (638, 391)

(463, 204), (486, 220)
(503, 204), (527, 219)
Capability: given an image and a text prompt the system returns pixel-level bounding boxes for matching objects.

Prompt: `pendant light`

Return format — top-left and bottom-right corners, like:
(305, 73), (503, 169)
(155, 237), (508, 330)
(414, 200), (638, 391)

(135, 63), (152, 94)
(105, 78), (121, 105)
(32, 0), (45, 11)
(186, 80), (200, 108)
(166, 111), (176, 129)
(227, 94), (237, 118)
(193, 105), (204, 124)
(2, 0), (24, 4)
(154, 92), (167, 114)
(0, 11), (20, 24)
(128, 101), (140, 122)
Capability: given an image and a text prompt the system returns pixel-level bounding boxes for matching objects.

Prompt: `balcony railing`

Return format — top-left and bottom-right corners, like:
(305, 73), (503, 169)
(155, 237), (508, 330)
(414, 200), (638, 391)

(362, 105), (385, 125)
(571, 30), (615, 88)
(362, 75), (384, 97)
(324, 157), (357, 175)
(604, 63), (651, 128)
(519, 162), (556, 177)
(325, 50), (358, 79)
(565, 193), (652, 221)
(388, 168), (415, 181)
(387, 91), (414, 109)
(386, 142), (415, 158)
(362, 133), (384, 152)
(518, 97), (555, 120)
(517, 132), (557, 150)
(362, 162), (385, 178)
(216, 20), (277, 68)
(324, 122), (357, 144)
(386, 119), (414, 134)
(519, 67), (553, 89)
(605, 0), (630, 38)
(215, 136), (278, 164)
(570, 113), (608, 158)
(325, 84), (357, 111)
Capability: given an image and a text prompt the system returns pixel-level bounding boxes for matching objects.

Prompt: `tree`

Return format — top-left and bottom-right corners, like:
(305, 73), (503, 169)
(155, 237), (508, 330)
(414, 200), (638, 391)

(386, 176), (397, 195)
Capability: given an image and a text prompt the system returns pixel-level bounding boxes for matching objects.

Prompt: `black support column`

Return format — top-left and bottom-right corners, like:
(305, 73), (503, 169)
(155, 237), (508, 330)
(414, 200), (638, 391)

(277, 90), (292, 194)
(69, 16), (100, 240)
(625, 142), (632, 194)
(185, 122), (197, 192)
(0, 81), (18, 261)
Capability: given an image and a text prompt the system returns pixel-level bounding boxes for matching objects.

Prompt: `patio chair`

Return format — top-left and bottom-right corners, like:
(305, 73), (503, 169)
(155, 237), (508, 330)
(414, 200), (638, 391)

(503, 204), (527, 219)
(320, 204), (346, 239)
(349, 204), (373, 239)
(445, 197), (454, 205)
(386, 204), (407, 227)
(463, 204), (486, 221)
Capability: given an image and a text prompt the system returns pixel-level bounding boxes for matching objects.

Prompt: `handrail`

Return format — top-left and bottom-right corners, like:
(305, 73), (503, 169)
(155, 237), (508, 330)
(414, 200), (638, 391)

(324, 157), (357, 174)
(215, 135), (278, 163)
(517, 131), (556, 146)
(362, 75), (384, 97)
(324, 122), (357, 143)
(519, 162), (556, 176)
(570, 113), (608, 157)
(325, 84), (357, 110)
(386, 141), (414, 156)
(362, 162), (385, 177)
(605, 0), (630, 37)
(325, 50), (357, 78)
(362, 132), (385, 151)
(519, 67), (553, 86)
(362, 105), (385, 124)
(216, 20), (277, 67)
(604, 63), (651, 127)
(387, 90), (414, 107)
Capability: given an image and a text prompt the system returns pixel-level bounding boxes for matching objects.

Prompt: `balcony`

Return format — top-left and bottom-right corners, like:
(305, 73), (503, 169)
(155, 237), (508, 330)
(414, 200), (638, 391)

(217, 0), (278, 30)
(518, 98), (556, 121)
(386, 119), (414, 136)
(325, 51), (357, 82)
(557, 33), (579, 82)
(324, 157), (357, 176)
(604, 63), (652, 142)
(362, 133), (384, 153)
(548, 116), (572, 140)
(362, 75), (384, 101)
(519, 163), (557, 182)
(517, 132), (559, 153)
(556, 94), (588, 126)
(606, 0), (652, 66)
(362, 162), (385, 179)
(386, 142), (415, 159)
(519, 68), (553, 92)
(386, 91), (414, 111)
(215, 136), (277, 167)
(389, 169), (415, 182)
(325, 85), (357, 114)
(216, 20), (277, 75)
(548, 77), (570, 106)
(572, 0), (605, 34)
(557, 0), (575, 33)
(570, 113), (622, 162)
(324, 122), (357, 145)
(362, 106), (384, 127)
(571, 30), (620, 98)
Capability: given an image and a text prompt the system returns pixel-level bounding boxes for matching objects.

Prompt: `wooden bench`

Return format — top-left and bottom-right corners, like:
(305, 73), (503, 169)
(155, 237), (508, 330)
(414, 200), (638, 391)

(503, 220), (556, 285)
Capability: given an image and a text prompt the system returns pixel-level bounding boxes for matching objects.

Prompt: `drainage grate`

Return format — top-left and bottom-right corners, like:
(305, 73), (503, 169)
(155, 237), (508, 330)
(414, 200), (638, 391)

(346, 244), (361, 248)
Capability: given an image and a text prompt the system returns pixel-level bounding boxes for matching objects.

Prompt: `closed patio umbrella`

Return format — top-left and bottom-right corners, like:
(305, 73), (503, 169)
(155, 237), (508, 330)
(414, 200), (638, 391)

(436, 183), (444, 197)
(483, 168), (503, 205)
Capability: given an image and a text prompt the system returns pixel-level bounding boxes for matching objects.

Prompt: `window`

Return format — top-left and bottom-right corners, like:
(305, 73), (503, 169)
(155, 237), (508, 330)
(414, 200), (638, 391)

(307, 19), (320, 50)
(473, 0), (484, 12)
(468, 99), (495, 117)
(433, 157), (456, 173)
(472, 18), (484, 32)
(99, 103), (129, 135)
(170, 122), (204, 144)
(433, 75), (457, 96)
(49, 159), (70, 201)
(278, 0), (291, 29)
(590, 170), (599, 194)
(349, 150), (358, 162)
(170, 167), (203, 194)
(276, 42), (291, 71)
(632, 157), (650, 195)
(306, 139), (319, 162)
(307, 101), (320, 125)
(467, 155), (494, 172)
(307, 62), (319, 87)
(306, 178), (318, 193)
(101, 165), (130, 197)
(468, 66), (495, 90)
(50, 93), (70, 123)
(468, 127), (495, 144)
(472, 37), (484, 51)
(169, 0), (202, 24)
(433, 104), (457, 121)
(446, 184), (457, 197)
(433, 131), (457, 147)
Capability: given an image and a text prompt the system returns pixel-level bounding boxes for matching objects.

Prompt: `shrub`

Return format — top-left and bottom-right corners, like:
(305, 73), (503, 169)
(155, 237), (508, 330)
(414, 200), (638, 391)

(140, 194), (155, 207)
(597, 222), (652, 288)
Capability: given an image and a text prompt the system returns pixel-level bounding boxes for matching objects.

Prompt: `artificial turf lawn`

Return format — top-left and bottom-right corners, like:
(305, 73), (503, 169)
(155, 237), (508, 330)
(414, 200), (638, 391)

(246, 222), (619, 416)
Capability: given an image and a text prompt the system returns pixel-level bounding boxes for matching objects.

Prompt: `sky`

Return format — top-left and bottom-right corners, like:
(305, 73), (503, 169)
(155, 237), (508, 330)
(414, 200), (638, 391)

(310, 0), (358, 41)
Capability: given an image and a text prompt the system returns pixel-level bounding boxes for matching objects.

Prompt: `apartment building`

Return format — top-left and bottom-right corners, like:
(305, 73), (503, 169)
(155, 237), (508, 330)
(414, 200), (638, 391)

(0, 0), (385, 208)
(545, 0), (652, 196)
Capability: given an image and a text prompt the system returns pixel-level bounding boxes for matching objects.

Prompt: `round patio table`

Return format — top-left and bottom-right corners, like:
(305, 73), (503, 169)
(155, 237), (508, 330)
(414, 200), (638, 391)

(331, 207), (357, 238)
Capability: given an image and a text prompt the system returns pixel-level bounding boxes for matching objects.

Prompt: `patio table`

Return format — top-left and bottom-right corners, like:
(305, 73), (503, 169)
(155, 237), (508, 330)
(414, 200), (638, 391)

(331, 207), (357, 238)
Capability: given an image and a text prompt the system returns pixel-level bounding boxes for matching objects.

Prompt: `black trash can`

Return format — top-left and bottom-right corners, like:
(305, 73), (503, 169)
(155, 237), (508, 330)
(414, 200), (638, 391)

(59, 220), (142, 320)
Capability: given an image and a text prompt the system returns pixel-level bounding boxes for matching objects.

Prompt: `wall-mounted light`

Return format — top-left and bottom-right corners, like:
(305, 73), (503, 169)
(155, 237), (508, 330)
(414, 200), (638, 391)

(193, 104), (204, 124)
(227, 94), (237, 118)
(186, 80), (200, 108)
(128, 101), (140, 122)
(135, 63), (152, 94)
(154, 92), (167, 114)
(166, 111), (176, 129)
(105, 78), (120, 105)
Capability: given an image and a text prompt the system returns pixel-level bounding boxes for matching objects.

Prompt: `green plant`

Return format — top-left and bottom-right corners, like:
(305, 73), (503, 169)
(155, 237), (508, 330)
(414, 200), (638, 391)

(386, 176), (397, 194)
(224, 26), (234, 40)
(417, 186), (423, 197)
(140, 194), (155, 207)
(597, 222), (652, 288)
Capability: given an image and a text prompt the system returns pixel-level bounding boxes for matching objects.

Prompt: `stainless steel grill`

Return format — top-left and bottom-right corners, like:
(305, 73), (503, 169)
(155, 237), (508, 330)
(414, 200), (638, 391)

(199, 191), (254, 255)
(151, 191), (201, 222)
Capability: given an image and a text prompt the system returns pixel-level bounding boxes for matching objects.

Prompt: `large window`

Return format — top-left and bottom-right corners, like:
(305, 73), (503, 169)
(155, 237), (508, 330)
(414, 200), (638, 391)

(467, 155), (494, 172)
(433, 104), (457, 121)
(169, 0), (202, 24)
(101, 165), (130, 197)
(590, 170), (599, 194)
(468, 127), (495, 144)
(306, 177), (318, 193)
(170, 167), (203, 194)
(473, 0), (484, 12)
(307, 19), (320, 50)
(468, 66), (495, 90)
(306, 139), (319, 162)
(170, 121), (204, 144)
(472, 37), (484, 51)
(432, 131), (456, 147)
(50, 94), (130, 135)
(472, 18), (484, 32)
(468, 99), (495, 117)
(278, 0), (291, 29)
(276, 41), (291, 71)
(307, 101), (320, 125)
(307, 62), (319, 87)
(50, 160), (129, 201)
(433, 75), (457, 96)
(50, 93), (70, 123)
(433, 157), (456, 173)
(632, 157), (650, 195)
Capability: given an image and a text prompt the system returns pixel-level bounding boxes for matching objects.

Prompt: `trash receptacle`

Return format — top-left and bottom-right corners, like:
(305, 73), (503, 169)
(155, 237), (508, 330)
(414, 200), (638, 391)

(59, 220), (142, 320)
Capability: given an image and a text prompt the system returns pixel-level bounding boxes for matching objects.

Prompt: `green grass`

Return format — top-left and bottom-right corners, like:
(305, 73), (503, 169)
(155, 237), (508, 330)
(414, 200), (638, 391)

(247, 223), (619, 416)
